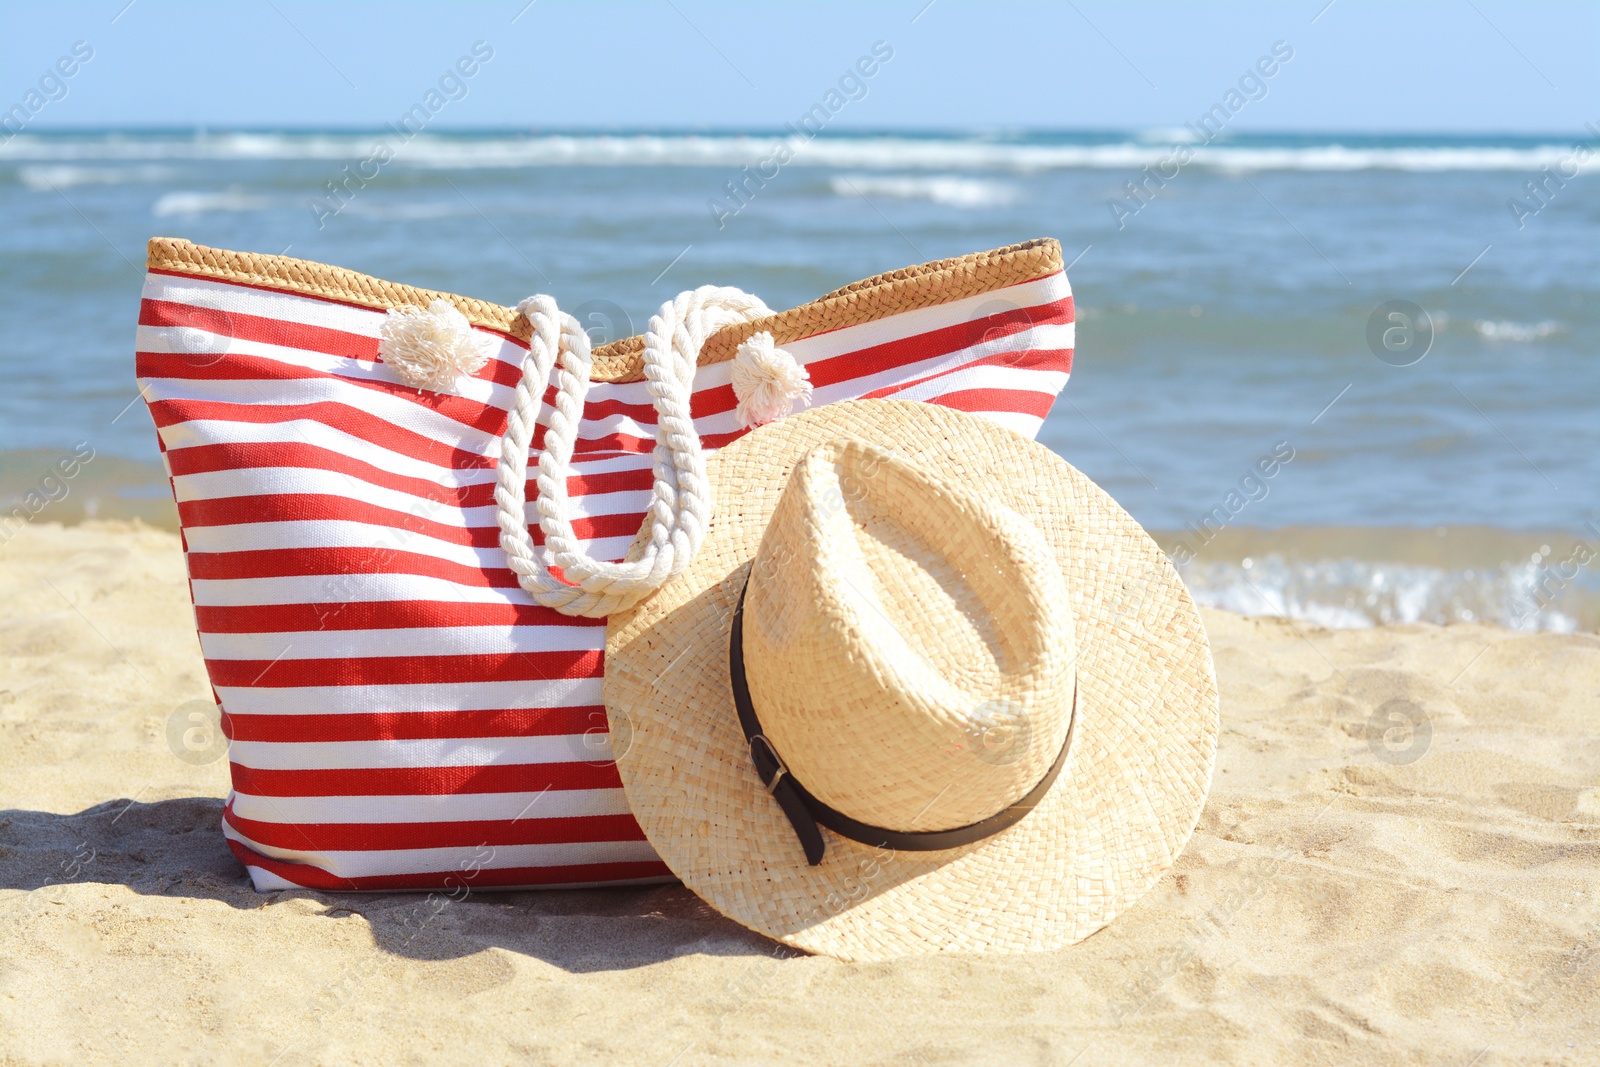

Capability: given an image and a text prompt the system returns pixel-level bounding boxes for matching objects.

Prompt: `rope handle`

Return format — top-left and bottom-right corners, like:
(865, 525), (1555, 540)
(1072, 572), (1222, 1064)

(494, 286), (797, 618)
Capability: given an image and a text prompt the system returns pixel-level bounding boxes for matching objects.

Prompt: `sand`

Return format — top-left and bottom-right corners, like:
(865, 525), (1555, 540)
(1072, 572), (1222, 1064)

(1, 521), (1596, 1066)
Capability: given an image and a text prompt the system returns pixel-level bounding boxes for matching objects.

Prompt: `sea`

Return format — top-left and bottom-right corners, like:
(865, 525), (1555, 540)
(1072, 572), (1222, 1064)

(1, 128), (1595, 632)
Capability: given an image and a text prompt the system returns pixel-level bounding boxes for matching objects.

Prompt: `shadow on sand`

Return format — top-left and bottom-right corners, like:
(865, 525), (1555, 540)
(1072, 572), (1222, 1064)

(0, 797), (784, 972)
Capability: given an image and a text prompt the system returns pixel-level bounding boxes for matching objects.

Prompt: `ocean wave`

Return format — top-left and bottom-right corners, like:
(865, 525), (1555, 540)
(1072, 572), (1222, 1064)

(1180, 553), (1588, 632)
(1472, 319), (1564, 342)
(339, 200), (473, 220)
(828, 174), (1016, 207)
(3, 132), (1594, 173)
(151, 189), (273, 217)
(16, 164), (175, 190)
(1136, 127), (1203, 145)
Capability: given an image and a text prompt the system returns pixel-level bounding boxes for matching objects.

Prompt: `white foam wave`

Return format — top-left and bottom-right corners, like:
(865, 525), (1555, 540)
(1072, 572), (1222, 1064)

(1138, 126), (1204, 145)
(3, 132), (1594, 173)
(152, 189), (273, 217)
(1181, 554), (1585, 632)
(1472, 319), (1564, 342)
(829, 174), (1016, 207)
(16, 164), (174, 190)
(339, 200), (471, 220)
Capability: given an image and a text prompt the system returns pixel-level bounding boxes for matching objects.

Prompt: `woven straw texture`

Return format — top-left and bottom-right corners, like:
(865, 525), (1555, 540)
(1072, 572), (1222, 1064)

(742, 438), (1078, 832)
(606, 400), (1219, 962)
(146, 237), (1063, 384)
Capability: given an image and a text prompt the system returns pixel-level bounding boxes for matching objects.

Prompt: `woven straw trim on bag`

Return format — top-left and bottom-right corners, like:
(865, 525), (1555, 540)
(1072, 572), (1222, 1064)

(145, 236), (1063, 384)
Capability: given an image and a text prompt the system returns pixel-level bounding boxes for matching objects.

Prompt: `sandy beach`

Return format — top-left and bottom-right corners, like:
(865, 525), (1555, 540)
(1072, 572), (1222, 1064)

(1, 520), (1596, 1066)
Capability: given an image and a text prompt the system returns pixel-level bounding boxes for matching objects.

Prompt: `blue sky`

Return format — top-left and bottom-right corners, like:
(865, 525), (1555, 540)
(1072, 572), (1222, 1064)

(3, 1), (1595, 134)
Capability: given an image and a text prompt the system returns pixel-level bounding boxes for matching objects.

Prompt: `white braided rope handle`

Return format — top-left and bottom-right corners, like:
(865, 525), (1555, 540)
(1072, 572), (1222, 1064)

(495, 286), (774, 618)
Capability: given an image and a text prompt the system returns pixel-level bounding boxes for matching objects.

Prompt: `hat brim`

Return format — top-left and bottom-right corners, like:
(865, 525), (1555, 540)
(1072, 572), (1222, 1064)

(604, 400), (1218, 961)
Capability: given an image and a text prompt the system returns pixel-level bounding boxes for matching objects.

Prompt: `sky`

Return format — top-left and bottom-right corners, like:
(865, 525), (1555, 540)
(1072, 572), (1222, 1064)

(2, 0), (1596, 135)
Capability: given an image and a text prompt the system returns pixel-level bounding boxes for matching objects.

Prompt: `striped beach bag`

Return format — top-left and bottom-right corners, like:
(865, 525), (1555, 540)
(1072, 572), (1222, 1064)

(135, 236), (1075, 892)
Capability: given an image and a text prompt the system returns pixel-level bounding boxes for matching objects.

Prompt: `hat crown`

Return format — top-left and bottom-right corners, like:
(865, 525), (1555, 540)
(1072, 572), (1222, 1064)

(743, 438), (1077, 832)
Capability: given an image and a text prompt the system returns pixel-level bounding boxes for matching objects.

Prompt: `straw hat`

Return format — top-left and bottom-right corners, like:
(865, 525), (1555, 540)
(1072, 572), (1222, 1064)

(605, 400), (1218, 961)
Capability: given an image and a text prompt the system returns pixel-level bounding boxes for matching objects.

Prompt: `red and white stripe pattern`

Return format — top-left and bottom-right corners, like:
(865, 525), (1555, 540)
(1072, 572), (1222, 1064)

(136, 259), (1074, 892)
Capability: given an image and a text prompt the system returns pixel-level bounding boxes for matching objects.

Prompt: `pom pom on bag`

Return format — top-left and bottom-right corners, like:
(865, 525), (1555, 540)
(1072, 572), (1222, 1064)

(135, 236), (1075, 892)
(378, 299), (491, 391)
(731, 331), (812, 427)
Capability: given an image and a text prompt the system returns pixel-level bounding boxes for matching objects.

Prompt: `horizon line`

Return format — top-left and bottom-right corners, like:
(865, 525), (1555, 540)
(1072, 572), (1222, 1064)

(5, 124), (1594, 141)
